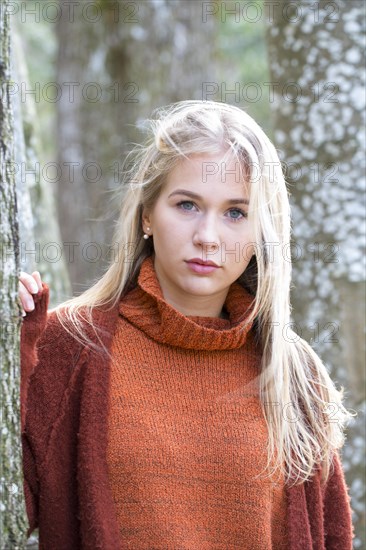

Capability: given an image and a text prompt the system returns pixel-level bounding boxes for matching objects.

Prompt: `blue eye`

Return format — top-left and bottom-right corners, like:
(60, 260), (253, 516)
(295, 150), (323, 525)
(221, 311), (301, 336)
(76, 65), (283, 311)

(177, 201), (195, 211)
(177, 201), (248, 222)
(228, 208), (247, 222)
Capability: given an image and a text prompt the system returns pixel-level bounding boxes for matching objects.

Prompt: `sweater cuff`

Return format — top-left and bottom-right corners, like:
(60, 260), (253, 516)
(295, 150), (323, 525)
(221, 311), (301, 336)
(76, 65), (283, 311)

(21, 283), (50, 346)
(20, 283), (50, 430)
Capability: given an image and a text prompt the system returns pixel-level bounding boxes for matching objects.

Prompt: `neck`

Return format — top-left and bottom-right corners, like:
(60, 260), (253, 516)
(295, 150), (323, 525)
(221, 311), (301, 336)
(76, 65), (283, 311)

(160, 289), (229, 318)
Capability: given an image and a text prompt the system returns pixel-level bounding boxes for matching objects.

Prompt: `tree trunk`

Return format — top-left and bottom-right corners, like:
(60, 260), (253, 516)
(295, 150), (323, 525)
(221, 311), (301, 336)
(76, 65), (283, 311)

(0, 2), (28, 547)
(265, 1), (365, 547)
(56, 0), (218, 293)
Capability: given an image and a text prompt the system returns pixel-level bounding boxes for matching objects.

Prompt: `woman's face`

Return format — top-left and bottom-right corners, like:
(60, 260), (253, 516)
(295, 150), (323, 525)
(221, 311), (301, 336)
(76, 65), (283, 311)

(142, 149), (256, 307)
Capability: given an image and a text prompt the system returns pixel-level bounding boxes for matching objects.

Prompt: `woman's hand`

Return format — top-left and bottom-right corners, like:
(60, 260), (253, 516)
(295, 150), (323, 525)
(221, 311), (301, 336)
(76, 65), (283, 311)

(19, 271), (44, 316)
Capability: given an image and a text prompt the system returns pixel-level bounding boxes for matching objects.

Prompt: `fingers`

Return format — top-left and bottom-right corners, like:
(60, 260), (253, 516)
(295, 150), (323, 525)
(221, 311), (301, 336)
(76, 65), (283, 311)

(31, 271), (43, 292)
(19, 280), (35, 313)
(19, 271), (40, 294)
(19, 271), (44, 317)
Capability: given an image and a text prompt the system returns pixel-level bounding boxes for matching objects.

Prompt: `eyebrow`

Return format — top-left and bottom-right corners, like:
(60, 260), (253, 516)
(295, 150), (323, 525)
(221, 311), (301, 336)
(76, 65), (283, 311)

(168, 189), (249, 205)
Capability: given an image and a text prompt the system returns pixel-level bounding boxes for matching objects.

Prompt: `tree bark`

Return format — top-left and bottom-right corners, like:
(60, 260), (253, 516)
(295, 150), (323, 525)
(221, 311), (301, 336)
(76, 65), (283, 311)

(265, 1), (365, 547)
(0, 2), (28, 547)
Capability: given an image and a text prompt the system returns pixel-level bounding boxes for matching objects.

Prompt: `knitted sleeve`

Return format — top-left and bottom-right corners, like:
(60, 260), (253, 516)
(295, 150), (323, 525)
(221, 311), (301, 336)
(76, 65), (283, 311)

(20, 285), (84, 538)
(322, 450), (355, 550)
(20, 284), (50, 431)
(20, 284), (50, 536)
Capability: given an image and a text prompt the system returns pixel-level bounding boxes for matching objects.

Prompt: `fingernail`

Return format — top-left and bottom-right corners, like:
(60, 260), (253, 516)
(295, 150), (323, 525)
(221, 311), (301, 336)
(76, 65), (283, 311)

(30, 283), (39, 294)
(26, 300), (35, 310)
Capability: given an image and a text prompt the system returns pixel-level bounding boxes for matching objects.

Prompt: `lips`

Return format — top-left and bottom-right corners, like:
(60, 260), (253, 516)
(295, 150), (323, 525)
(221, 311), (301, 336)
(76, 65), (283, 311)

(186, 258), (220, 267)
(185, 259), (221, 275)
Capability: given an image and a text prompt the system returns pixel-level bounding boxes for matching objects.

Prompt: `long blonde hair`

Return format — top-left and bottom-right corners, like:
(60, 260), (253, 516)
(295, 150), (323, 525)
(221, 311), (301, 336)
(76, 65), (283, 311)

(54, 100), (355, 486)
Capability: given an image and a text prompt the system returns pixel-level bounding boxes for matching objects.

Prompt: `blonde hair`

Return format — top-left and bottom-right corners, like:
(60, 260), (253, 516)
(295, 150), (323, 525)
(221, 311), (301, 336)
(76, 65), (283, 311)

(53, 100), (355, 486)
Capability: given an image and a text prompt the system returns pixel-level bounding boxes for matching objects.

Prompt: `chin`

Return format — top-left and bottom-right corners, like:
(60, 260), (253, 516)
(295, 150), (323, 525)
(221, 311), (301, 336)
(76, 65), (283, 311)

(182, 280), (222, 295)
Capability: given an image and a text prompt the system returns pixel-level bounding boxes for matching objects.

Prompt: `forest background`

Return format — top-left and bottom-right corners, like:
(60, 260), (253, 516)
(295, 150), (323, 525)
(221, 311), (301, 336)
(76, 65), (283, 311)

(0, 0), (365, 548)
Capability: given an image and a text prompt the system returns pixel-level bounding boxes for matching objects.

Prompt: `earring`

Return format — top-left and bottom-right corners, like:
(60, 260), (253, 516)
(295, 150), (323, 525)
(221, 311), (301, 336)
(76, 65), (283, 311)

(143, 227), (151, 240)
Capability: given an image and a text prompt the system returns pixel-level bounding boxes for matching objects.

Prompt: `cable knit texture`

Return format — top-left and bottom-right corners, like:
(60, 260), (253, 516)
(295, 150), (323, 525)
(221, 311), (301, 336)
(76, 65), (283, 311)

(108, 254), (288, 549)
(20, 256), (355, 549)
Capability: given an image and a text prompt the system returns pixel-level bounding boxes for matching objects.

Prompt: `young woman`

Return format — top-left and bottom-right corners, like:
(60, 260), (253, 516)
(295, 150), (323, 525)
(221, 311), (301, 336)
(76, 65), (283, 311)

(19, 100), (355, 549)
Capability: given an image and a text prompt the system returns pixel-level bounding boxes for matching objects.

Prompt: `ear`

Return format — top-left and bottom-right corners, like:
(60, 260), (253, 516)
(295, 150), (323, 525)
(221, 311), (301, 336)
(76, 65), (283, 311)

(141, 207), (152, 229)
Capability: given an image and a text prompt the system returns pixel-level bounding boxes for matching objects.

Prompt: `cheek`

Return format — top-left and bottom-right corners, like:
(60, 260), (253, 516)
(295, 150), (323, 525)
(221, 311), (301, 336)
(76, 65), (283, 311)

(152, 203), (177, 227)
(224, 226), (254, 245)
(221, 231), (255, 264)
(152, 214), (185, 249)
(154, 206), (189, 236)
(239, 225), (256, 249)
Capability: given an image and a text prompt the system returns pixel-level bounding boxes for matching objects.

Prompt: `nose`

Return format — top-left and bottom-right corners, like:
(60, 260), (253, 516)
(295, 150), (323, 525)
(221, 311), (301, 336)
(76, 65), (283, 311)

(192, 213), (220, 253)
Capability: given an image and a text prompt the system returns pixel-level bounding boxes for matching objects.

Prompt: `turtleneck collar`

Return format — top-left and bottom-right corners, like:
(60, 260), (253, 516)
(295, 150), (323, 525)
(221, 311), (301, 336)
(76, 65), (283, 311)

(118, 255), (256, 351)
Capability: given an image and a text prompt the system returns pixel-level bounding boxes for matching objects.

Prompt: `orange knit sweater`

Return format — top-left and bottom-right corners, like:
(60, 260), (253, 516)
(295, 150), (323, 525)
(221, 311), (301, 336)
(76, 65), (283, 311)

(106, 254), (288, 549)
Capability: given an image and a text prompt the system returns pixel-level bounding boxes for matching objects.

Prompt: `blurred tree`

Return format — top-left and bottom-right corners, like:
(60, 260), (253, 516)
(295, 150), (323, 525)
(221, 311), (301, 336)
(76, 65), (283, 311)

(217, 1), (272, 135)
(265, 0), (365, 547)
(12, 18), (71, 307)
(55, 0), (218, 294)
(0, 2), (28, 547)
